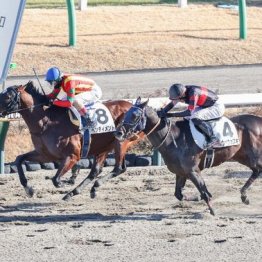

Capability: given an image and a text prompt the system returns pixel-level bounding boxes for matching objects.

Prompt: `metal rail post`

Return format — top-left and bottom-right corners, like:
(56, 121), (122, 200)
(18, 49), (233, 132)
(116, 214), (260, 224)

(66, 0), (76, 46)
(239, 0), (247, 39)
(0, 120), (9, 174)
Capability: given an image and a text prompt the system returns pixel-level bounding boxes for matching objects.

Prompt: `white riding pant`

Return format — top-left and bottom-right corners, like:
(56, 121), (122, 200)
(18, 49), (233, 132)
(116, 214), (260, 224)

(59, 84), (102, 111)
(189, 98), (225, 121)
(74, 84), (102, 106)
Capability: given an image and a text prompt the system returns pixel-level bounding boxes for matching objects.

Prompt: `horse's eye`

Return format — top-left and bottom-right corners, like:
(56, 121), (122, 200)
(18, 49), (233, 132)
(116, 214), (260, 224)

(132, 112), (140, 121)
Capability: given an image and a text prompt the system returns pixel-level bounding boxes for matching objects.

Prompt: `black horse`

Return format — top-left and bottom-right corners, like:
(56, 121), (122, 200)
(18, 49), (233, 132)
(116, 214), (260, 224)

(115, 97), (262, 215)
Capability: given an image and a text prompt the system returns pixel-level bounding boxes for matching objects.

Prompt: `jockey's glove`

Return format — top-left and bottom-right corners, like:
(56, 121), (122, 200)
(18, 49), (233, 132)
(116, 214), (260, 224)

(157, 109), (166, 118)
(47, 99), (54, 107)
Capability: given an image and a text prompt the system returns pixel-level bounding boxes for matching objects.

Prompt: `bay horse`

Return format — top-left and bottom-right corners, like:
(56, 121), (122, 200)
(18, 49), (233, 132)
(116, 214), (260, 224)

(115, 97), (262, 215)
(0, 82), (143, 199)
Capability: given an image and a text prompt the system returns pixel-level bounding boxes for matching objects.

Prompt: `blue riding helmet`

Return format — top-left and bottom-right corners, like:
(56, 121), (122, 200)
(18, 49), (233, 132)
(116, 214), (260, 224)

(45, 67), (61, 83)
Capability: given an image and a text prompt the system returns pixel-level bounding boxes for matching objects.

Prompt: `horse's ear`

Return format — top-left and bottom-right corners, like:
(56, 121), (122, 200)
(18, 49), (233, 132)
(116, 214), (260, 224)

(27, 80), (34, 86)
(135, 96), (142, 105)
(142, 98), (149, 107)
(17, 84), (26, 91)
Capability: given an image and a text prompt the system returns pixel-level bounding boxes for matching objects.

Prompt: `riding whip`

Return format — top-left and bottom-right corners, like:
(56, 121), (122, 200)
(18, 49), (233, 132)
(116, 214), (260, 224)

(32, 67), (46, 95)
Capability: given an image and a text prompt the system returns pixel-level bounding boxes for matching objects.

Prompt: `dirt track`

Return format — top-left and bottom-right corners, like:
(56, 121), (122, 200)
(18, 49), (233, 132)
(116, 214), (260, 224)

(1, 163), (262, 261)
(1, 4), (262, 261)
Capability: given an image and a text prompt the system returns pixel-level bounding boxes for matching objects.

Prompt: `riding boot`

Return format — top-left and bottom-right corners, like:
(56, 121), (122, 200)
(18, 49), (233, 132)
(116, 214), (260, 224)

(81, 128), (91, 158)
(81, 113), (95, 131)
(192, 119), (219, 148)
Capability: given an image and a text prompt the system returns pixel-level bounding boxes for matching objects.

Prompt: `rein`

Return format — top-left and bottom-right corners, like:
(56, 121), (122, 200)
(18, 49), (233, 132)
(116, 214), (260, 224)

(127, 106), (172, 151)
(4, 103), (46, 116)
(0, 86), (46, 117)
(146, 118), (172, 150)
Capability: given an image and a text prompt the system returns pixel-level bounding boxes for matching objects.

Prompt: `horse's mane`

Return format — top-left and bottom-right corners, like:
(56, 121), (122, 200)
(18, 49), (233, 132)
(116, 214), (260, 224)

(24, 81), (49, 104)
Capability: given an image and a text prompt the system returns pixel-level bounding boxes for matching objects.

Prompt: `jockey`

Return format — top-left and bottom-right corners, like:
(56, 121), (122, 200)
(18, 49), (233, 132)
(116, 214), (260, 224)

(158, 83), (225, 148)
(45, 67), (102, 131)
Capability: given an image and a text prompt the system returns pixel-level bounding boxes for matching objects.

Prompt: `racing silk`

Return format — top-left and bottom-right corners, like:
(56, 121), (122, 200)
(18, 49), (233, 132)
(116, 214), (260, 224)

(47, 74), (96, 107)
(183, 85), (218, 112)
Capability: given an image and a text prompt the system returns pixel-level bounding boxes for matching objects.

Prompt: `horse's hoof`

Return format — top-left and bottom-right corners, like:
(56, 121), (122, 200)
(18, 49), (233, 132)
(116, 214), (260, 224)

(66, 176), (76, 185)
(62, 193), (72, 201)
(52, 177), (63, 188)
(209, 208), (215, 216)
(25, 186), (34, 197)
(241, 195), (250, 205)
(90, 190), (96, 199)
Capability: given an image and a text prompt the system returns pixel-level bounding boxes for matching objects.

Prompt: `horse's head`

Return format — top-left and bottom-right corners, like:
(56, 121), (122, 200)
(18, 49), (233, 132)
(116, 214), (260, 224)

(0, 81), (48, 117)
(115, 97), (148, 141)
(0, 85), (21, 117)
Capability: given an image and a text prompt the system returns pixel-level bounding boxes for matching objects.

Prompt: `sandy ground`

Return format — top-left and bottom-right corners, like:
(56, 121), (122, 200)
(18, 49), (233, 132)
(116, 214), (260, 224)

(9, 4), (262, 77)
(1, 5), (262, 261)
(0, 163), (262, 261)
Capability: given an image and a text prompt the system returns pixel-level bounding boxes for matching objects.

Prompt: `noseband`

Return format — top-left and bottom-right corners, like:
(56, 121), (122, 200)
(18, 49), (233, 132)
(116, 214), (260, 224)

(121, 105), (146, 138)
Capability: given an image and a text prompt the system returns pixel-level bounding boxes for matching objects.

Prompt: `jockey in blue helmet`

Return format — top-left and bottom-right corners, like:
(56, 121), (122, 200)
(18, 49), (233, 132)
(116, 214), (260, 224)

(45, 67), (62, 84)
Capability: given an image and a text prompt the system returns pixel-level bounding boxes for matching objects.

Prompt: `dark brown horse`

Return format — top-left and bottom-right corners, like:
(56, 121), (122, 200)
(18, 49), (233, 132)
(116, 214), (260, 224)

(115, 97), (262, 215)
(0, 82), (143, 199)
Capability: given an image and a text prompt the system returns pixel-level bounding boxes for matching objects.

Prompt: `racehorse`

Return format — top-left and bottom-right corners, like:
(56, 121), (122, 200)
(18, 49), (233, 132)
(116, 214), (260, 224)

(115, 97), (262, 215)
(0, 81), (143, 199)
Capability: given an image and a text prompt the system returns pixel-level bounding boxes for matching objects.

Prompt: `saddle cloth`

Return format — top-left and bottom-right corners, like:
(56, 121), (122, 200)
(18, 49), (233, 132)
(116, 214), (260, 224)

(189, 116), (240, 150)
(69, 101), (116, 134)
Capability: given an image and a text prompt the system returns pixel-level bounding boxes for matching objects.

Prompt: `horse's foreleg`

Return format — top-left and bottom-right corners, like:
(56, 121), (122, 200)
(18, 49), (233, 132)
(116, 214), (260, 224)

(188, 170), (215, 216)
(90, 140), (129, 199)
(174, 175), (187, 201)
(240, 170), (260, 205)
(52, 155), (78, 188)
(90, 165), (125, 199)
(15, 150), (44, 197)
(63, 155), (105, 201)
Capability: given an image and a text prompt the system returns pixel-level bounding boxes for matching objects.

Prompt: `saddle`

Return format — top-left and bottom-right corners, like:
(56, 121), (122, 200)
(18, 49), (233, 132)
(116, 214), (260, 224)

(68, 101), (116, 134)
(189, 116), (240, 150)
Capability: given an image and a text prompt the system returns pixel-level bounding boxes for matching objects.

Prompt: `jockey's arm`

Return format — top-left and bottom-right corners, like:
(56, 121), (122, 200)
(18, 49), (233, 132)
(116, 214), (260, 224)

(47, 86), (60, 100)
(53, 81), (75, 107)
(166, 109), (191, 118)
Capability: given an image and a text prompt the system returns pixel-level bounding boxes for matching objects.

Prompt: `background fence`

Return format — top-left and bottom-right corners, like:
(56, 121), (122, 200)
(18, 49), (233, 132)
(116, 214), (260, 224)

(2, 93), (262, 174)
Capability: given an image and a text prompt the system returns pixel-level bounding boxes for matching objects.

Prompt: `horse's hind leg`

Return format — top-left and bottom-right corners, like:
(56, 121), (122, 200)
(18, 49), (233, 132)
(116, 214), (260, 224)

(52, 155), (78, 188)
(62, 155), (106, 201)
(240, 169), (261, 205)
(15, 150), (44, 197)
(188, 170), (215, 216)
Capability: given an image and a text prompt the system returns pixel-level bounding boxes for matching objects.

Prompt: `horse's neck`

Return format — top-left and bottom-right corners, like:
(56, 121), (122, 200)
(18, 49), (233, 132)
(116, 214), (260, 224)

(145, 115), (186, 151)
(20, 97), (46, 133)
(145, 114), (171, 148)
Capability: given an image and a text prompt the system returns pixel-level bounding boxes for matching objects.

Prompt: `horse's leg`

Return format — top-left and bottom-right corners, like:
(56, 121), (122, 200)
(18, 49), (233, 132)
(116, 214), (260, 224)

(62, 155), (105, 201)
(90, 140), (130, 199)
(52, 155), (78, 188)
(15, 150), (45, 197)
(174, 175), (201, 202)
(188, 170), (215, 216)
(240, 169), (261, 205)
(67, 164), (81, 185)
(174, 175), (186, 201)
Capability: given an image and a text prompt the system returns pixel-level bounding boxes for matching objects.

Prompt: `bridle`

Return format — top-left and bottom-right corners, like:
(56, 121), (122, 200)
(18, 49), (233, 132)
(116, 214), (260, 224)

(120, 105), (172, 150)
(0, 87), (21, 116)
(0, 86), (46, 117)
